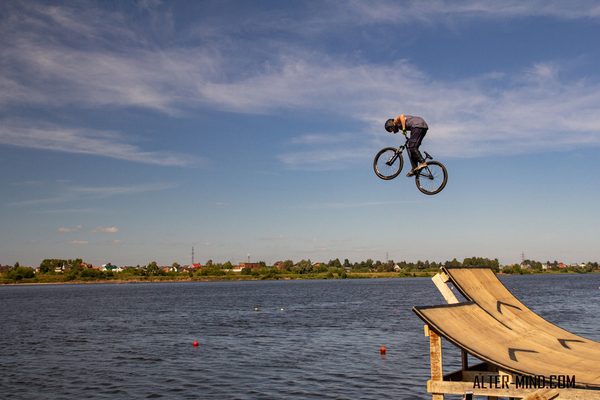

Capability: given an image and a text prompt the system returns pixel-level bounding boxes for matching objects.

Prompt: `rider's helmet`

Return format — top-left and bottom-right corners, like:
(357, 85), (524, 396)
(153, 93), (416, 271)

(385, 119), (399, 133)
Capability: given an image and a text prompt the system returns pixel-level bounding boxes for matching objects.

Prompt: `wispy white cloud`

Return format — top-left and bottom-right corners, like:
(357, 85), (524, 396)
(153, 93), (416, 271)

(0, 121), (202, 167)
(91, 227), (119, 233)
(58, 225), (83, 232)
(342, 0), (600, 25)
(277, 147), (370, 170)
(68, 240), (89, 245)
(98, 240), (124, 245)
(10, 182), (179, 207)
(290, 133), (355, 145)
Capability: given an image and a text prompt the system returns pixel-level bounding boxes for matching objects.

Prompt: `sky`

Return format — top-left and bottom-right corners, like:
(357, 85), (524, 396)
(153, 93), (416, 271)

(1, 0), (600, 268)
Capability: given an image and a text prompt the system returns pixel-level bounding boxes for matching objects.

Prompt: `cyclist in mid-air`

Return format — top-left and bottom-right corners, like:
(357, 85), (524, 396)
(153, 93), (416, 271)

(385, 115), (428, 177)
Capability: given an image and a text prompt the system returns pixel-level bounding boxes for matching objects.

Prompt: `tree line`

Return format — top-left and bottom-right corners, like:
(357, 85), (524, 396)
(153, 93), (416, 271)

(3, 256), (600, 282)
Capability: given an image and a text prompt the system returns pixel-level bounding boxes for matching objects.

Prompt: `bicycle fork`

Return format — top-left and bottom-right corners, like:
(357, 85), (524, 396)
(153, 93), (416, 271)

(386, 147), (404, 166)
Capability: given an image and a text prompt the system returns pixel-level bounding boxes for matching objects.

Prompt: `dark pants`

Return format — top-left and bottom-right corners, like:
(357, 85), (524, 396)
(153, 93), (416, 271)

(407, 127), (427, 169)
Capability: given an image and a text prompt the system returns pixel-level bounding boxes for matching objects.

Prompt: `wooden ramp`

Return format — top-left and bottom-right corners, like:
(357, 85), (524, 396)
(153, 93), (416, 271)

(442, 266), (600, 361)
(412, 267), (600, 399)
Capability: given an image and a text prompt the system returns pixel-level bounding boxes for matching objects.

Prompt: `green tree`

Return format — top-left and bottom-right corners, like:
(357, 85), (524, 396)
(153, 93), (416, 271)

(4, 266), (35, 280)
(241, 267), (252, 275)
(223, 261), (233, 270)
(39, 259), (68, 273)
(502, 265), (514, 274)
(280, 260), (293, 271)
(70, 258), (83, 273)
(313, 264), (328, 273)
(295, 259), (313, 274)
(80, 268), (104, 279)
(513, 264), (522, 275)
(145, 261), (159, 275)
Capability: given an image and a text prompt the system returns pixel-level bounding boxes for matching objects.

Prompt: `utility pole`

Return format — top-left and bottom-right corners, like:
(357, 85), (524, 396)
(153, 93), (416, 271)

(192, 246), (195, 265)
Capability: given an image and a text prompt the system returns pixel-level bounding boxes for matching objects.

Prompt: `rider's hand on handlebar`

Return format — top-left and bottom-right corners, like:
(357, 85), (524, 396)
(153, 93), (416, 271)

(402, 129), (407, 136)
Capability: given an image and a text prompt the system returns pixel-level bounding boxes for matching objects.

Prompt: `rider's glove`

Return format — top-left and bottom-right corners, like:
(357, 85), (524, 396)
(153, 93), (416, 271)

(402, 129), (407, 136)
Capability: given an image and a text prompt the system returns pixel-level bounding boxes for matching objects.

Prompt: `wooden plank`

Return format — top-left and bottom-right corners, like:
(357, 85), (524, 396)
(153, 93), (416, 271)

(522, 388), (559, 400)
(432, 273), (459, 304)
(428, 380), (599, 399)
(429, 329), (444, 400)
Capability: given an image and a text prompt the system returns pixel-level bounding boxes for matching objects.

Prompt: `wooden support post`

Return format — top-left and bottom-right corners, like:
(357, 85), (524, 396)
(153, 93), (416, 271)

(461, 349), (468, 371)
(429, 327), (444, 400)
(432, 273), (459, 304)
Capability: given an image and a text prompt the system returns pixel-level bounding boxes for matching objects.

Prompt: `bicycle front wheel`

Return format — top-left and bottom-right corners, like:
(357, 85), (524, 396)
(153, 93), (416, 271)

(374, 147), (403, 180)
(415, 161), (448, 195)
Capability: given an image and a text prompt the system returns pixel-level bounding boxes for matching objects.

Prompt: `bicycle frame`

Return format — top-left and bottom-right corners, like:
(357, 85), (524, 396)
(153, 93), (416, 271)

(385, 135), (432, 170)
(385, 137), (408, 167)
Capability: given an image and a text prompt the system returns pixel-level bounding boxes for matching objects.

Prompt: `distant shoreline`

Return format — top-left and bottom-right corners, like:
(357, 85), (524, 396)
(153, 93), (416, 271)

(2, 269), (597, 286)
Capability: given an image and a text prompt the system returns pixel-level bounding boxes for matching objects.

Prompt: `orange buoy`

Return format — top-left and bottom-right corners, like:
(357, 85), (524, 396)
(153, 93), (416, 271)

(193, 341), (198, 346)
(380, 346), (386, 354)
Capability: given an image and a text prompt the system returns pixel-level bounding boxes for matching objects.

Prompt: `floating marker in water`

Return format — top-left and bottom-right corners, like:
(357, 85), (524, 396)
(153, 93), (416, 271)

(380, 347), (386, 354)
(255, 308), (258, 311)
(281, 308), (284, 311)
(193, 341), (198, 346)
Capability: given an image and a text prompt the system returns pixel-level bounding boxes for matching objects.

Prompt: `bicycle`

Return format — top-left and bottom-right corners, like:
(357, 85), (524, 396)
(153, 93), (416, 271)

(373, 134), (448, 195)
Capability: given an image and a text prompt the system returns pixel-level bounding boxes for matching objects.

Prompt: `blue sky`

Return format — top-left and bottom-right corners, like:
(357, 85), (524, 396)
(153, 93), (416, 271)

(2, 0), (600, 268)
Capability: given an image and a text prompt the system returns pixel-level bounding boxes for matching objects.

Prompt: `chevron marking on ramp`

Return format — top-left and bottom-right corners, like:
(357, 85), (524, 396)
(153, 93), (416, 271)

(558, 339), (585, 349)
(508, 348), (539, 362)
(497, 301), (522, 314)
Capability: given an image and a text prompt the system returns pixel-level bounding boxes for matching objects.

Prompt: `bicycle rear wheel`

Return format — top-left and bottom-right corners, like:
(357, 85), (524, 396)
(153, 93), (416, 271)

(415, 161), (447, 195)
(374, 147), (403, 180)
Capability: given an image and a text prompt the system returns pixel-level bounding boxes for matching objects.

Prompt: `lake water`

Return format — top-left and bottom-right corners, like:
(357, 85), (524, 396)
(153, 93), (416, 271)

(2, 274), (600, 399)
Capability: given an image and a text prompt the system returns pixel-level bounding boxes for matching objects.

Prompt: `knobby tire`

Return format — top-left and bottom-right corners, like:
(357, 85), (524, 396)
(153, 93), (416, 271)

(374, 147), (403, 180)
(415, 161), (448, 195)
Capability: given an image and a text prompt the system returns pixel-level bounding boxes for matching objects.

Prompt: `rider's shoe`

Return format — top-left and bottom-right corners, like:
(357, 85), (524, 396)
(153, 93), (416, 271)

(407, 163), (427, 177)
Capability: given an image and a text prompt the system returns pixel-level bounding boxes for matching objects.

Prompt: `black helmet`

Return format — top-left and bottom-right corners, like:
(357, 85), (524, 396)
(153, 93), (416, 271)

(385, 119), (398, 133)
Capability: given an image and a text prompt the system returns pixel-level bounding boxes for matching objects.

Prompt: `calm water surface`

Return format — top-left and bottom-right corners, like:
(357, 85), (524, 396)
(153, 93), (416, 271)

(2, 274), (600, 399)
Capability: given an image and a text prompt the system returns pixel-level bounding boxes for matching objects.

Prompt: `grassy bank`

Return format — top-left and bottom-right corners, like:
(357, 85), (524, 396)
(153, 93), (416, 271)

(1, 269), (438, 285)
(2, 268), (598, 285)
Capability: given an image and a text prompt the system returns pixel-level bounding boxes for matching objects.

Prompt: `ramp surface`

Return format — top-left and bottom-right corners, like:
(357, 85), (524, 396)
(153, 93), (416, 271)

(442, 267), (600, 359)
(413, 267), (600, 386)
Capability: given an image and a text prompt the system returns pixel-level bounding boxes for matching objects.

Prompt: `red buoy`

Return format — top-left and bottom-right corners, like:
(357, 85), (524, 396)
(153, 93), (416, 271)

(380, 346), (386, 354)
(193, 341), (198, 346)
